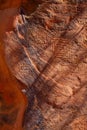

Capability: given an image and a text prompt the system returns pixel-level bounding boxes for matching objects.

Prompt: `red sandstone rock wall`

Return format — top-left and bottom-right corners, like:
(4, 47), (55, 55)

(1, 0), (87, 130)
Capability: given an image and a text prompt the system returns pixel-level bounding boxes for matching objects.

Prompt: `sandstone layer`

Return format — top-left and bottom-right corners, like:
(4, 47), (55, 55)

(1, 0), (87, 130)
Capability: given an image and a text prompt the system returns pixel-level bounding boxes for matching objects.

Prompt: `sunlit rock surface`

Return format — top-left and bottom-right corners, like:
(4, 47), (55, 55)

(1, 0), (87, 130)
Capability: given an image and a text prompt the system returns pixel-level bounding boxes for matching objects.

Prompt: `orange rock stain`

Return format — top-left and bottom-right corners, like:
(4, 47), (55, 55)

(0, 0), (28, 130)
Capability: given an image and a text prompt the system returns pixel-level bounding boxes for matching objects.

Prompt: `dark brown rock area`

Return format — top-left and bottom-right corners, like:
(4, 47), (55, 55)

(2, 0), (87, 130)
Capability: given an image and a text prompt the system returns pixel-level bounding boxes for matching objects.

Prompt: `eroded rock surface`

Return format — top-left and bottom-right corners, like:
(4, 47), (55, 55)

(3, 0), (87, 130)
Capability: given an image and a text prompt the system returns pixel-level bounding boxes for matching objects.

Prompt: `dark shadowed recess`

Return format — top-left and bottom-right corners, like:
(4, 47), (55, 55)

(20, 0), (41, 16)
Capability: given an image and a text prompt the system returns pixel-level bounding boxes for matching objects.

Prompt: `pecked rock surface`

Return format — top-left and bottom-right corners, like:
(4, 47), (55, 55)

(3, 0), (87, 130)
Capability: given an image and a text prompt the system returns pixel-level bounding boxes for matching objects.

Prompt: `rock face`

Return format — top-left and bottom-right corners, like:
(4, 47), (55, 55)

(3, 0), (87, 130)
(0, 29), (27, 130)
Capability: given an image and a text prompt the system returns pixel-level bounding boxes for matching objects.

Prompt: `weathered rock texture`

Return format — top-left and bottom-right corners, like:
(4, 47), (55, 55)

(3, 0), (87, 130)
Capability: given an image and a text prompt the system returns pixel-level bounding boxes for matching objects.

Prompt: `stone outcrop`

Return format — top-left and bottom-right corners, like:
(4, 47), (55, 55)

(1, 0), (87, 130)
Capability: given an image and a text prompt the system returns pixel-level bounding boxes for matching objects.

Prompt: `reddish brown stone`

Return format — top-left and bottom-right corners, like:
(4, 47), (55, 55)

(1, 0), (87, 130)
